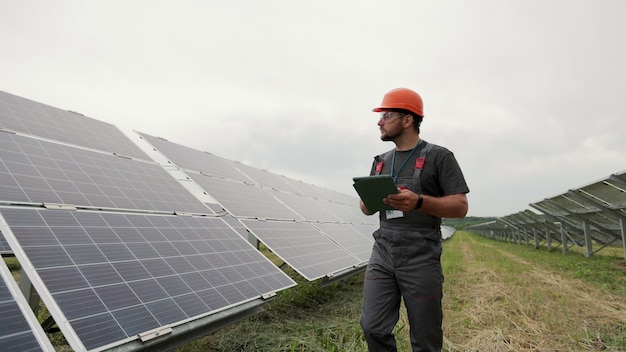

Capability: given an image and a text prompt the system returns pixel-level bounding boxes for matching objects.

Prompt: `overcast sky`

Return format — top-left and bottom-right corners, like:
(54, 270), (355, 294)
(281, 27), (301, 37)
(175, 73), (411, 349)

(1, 1), (625, 217)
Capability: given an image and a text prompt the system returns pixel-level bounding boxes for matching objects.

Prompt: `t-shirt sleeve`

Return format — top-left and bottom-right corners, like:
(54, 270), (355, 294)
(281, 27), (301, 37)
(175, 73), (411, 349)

(438, 151), (470, 196)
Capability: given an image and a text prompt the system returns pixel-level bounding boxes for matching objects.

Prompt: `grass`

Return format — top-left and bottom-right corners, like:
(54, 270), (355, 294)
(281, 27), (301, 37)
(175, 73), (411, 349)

(6, 231), (626, 351)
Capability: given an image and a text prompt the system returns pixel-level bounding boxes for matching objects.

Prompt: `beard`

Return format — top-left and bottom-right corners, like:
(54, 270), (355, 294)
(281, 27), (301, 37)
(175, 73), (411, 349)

(380, 126), (402, 141)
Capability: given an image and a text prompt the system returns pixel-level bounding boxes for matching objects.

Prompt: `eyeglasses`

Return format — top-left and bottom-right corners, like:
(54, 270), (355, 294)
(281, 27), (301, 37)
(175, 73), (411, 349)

(379, 111), (403, 122)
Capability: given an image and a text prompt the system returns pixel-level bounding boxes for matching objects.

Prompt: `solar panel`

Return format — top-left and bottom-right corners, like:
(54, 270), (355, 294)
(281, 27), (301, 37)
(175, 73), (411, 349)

(0, 257), (55, 351)
(272, 191), (341, 222)
(350, 223), (379, 240)
(579, 177), (626, 208)
(231, 162), (302, 193)
(322, 201), (376, 225)
(186, 172), (300, 220)
(286, 179), (344, 203)
(0, 131), (211, 214)
(312, 223), (373, 262)
(239, 219), (361, 280)
(441, 225), (456, 240)
(0, 90), (150, 160)
(0, 207), (295, 351)
(137, 132), (250, 182)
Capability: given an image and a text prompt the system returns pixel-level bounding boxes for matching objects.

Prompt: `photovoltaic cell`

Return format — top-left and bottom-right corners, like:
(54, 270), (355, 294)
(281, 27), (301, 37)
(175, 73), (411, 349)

(351, 223), (379, 241)
(239, 219), (360, 280)
(0, 256), (55, 351)
(287, 179), (345, 203)
(0, 90), (150, 160)
(0, 131), (210, 214)
(322, 201), (376, 225)
(137, 132), (250, 182)
(232, 162), (301, 193)
(187, 173), (300, 220)
(0, 208), (295, 351)
(271, 191), (341, 222)
(313, 223), (373, 262)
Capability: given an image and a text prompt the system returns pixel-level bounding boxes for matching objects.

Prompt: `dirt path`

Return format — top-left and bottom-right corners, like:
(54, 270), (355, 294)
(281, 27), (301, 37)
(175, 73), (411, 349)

(442, 234), (626, 352)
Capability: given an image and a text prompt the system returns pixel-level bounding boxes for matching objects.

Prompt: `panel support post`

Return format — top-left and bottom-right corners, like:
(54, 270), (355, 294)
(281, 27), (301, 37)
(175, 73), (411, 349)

(248, 232), (260, 249)
(583, 220), (593, 258)
(18, 269), (40, 316)
(524, 229), (529, 246)
(619, 218), (626, 259)
(560, 224), (568, 255)
(546, 227), (552, 252)
(533, 228), (539, 249)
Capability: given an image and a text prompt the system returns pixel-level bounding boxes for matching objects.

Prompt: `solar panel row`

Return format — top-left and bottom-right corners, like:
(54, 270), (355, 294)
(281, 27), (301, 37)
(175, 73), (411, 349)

(0, 90), (376, 351)
(137, 131), (376, 280)
(468, 170), (626, 259)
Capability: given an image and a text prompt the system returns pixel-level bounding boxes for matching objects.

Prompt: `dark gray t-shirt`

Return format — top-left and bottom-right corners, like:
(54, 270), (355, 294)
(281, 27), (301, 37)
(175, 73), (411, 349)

(369, 140), (469, 231)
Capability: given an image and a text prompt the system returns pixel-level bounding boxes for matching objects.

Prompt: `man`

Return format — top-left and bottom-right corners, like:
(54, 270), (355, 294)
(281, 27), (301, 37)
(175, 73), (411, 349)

(359, 87), (469, 351)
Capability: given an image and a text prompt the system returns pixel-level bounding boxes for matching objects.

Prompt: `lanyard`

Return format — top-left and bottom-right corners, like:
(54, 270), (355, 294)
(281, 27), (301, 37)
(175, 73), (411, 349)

(391, 140), (422, 183)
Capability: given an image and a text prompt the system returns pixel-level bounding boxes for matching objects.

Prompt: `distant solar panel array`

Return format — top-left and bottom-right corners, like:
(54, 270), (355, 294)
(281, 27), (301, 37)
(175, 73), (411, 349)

(440, 225), (456, 240)
(0, 90), (376, 351)
(467, 170), (626, 260)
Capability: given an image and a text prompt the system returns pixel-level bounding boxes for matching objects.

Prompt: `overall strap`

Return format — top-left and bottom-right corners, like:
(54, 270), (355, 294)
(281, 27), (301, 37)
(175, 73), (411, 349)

(373, 150), (394, 175)
(412, 141), (433, 194)
(413, 141), (433, 178)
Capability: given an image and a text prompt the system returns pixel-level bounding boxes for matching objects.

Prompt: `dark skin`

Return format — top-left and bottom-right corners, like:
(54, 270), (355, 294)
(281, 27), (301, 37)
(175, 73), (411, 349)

(360, 112), (468, 218)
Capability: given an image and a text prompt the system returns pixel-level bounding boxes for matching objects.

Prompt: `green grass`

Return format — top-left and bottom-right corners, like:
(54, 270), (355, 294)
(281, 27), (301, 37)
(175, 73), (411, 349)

(472, 235), (626, 296)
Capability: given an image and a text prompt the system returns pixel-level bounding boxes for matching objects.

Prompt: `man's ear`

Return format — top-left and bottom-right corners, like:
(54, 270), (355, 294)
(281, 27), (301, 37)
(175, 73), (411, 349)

(402, 114), (413, 128)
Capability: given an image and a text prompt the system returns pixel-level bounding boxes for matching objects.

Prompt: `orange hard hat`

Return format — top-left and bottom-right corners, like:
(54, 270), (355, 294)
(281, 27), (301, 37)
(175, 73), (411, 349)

(372, 88), (424, 117)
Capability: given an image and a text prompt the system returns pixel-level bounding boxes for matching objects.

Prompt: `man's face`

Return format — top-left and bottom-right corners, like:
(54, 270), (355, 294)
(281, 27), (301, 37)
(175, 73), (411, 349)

(378, 111), (404, 141)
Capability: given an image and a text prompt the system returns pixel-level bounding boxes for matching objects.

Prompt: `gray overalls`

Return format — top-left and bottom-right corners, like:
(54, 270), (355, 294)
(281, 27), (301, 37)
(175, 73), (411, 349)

(360, 141), (444, 352)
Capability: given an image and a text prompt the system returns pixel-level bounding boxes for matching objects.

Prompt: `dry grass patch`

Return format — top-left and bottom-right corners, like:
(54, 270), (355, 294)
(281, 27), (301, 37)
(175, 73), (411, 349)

(442, 232), (626, 351)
